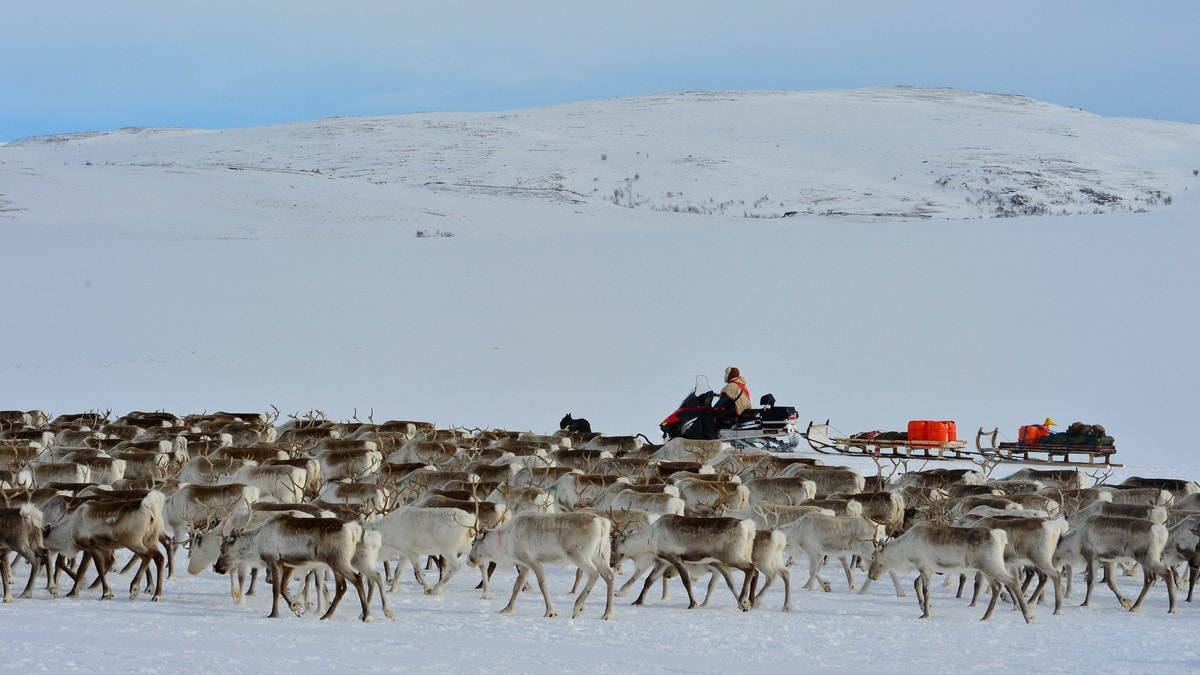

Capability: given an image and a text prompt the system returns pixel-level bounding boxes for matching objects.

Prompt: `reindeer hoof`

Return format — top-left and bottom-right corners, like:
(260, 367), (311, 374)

(385, 609), (396, 620)
(821, 582), (832, 593)
(2, 596), (12, 604)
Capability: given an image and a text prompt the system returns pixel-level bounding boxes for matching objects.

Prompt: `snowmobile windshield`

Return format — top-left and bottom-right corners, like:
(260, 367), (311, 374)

(680, 376), (715, 408)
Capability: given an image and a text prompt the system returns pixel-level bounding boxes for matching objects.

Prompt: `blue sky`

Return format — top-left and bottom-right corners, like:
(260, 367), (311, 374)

(3, 1), (1197, 141)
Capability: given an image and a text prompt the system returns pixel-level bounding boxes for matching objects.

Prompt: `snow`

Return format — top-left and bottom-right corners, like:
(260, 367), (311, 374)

(2, 87), (1200, 672)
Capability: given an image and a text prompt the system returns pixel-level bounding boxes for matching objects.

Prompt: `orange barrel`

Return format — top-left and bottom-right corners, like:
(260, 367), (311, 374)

(944, 420), (958, 442)
(907, 420), (928, 442)
(1019, 424), (1050, 445)
(1019, 425), (1036, 444)
(926, 420), (949, 443)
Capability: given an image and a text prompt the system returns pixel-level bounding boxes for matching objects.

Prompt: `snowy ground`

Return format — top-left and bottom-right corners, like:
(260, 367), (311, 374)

(3, 549), (1198, 675)
(2, 88), (1200, 672)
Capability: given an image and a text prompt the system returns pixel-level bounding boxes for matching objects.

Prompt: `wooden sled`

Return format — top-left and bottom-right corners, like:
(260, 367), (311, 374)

(975, 427), (1121, 467)
(805, 421), (972, 461)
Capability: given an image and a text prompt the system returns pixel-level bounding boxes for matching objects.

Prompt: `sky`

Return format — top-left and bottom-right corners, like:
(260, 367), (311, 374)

(3, 1), (1198, 142)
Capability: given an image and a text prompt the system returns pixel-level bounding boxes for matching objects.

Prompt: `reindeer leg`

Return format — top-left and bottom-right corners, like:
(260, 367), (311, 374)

(804, 552), (828, 592)
(570, 561), (601, 618)
(246, 566), (259, 596)
(368, 569), (393, 620)
(90, 549), (115, 601)
(318, 572), (349, 621)
(1081, 561), (1096, 608)
(1008, 578), (1034, 624)
(165, 535), (177, 580)
(668, 557), (700, 609)
(229, 567), (242, 604)
(267, 562), (285, 618)
(146, 549), (165, 602)
(383, 560), (395, 587)
(1165, 567), (1180, 614)
(616, 558), (652, 597)
(18, 551), (39, 600)
(501, 566), (530, 614)
(1101, 561), (1132, 610)
(980, 578), (1001, 620)
(127, 553), (151, 600)
(598, 557), (616, 620)
(66, 552), (93, 598)
(698, 567), (721, 607)
(0, 556), (11, 603)
(779, 565), (793, 612)
(753, 568), (776, 609)
(429, 552), (461, 596)
(838, 556), (857, 592)
(633, 560), (667, 606)
(969, 571), (983, 607)
(735, 563), (755, 611)
(914, 572), (930, 618)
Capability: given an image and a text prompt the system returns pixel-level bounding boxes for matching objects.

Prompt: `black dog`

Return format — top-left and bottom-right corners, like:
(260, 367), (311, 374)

(560, 413), (592, 434)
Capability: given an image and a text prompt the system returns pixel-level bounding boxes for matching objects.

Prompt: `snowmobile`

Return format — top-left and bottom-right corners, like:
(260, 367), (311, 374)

(659, 376), (800, 451)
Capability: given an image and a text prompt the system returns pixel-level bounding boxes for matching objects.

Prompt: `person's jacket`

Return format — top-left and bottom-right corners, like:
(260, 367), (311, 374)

(720, 377), (751, 416)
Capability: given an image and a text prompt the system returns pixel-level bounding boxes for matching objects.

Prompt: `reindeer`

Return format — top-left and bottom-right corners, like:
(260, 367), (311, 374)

(46, 491), (167, 601)
(868, 523), (1034, 622)
(468, 511), (615, 620)
(215, 515), (372, 622)
(619, 514), (758, 611)
(1053, 514), (1177, 614)
(0, 505), (45, 602)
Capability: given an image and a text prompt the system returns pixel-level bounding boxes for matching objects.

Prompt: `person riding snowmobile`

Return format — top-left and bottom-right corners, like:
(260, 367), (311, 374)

(713, 366), (750, 427)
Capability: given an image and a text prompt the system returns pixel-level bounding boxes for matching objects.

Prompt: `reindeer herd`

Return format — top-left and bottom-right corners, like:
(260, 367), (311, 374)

(2, 408), (1198, 625)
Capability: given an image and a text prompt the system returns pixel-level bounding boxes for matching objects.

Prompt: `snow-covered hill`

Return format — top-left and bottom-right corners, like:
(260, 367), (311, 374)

(3, 87), (1199, 232)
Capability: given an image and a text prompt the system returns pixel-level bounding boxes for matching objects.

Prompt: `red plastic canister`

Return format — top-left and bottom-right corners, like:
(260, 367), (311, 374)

(907, 420), (928, 442)
(926, 420), (949, 443)
(944, 420), (958, 442)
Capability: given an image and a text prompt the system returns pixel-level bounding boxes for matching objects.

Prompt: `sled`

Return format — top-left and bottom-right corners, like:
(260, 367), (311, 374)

(974, 427), (1121, 467)
(804, 421), (972, 460)
(804, 421), (1123, 467)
